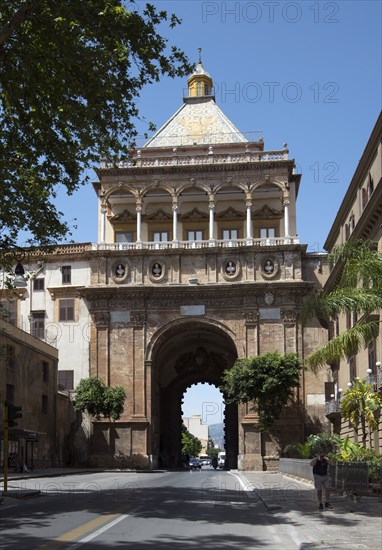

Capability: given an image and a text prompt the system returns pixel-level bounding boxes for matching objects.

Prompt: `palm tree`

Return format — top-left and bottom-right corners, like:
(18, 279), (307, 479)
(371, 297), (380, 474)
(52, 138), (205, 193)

(302, 240), (382, 370)
(340, 378), (382, 447)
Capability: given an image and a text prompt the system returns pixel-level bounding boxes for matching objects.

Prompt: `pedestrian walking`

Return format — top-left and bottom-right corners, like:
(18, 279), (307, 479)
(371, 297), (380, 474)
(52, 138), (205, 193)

(310, 450), (333, 510)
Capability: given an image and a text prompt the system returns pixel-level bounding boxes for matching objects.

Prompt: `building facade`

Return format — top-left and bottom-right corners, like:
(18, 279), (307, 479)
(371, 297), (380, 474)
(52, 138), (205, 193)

(0, 317), (59, 469)
(183, 415), (209, 454)
(1, 63), (329, 469)
(323, 112), (382, 451)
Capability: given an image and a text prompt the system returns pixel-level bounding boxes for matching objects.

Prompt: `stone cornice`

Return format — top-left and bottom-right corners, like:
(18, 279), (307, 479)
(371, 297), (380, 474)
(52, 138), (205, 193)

(80, 281), (315, 311)
(47, 286), (85, 300)
(97, 159), (295, 178)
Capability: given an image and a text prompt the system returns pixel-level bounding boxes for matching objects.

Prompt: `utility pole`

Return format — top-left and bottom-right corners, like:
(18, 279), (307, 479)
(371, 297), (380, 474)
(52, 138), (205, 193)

(3, 403), (9, 495)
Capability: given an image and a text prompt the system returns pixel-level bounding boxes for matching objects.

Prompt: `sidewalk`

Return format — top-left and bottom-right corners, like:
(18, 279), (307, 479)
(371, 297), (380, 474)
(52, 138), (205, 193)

(0, 468), (99, 502)
(0, 467), (101, 484)
(235, 470), (382, 549)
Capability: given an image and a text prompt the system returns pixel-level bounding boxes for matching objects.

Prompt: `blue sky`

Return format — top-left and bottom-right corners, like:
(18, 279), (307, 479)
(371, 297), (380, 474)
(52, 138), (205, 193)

(57, 0), (382, 254)
(54, 1), (381, 423)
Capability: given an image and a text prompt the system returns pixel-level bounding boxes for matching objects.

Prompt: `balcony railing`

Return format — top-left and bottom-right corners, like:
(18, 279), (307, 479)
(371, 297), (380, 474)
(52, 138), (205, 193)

(364, 372), (382, 391)
(325, 399), (342, 416)
(100, 149), (289, 170)
(93, 236), (300, 252)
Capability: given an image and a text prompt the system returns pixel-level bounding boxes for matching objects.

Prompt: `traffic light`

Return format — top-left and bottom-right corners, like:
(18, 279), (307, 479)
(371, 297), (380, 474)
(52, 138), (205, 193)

(7, 403), (22, 427)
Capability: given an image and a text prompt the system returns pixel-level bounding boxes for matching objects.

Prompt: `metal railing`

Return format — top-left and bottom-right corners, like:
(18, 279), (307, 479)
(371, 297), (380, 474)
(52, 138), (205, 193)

(325, 399), (342, 415)
(280, 459), (370, 495)
(364, 372), (382, 391)
(330, 462), (369, 495)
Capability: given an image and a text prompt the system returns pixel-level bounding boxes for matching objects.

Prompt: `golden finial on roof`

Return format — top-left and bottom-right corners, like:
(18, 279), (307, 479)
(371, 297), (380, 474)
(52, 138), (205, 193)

(187, 49), (213, 98)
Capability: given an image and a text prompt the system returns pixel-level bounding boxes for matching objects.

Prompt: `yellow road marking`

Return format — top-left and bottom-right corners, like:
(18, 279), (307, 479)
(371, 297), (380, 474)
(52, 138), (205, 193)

(38, 510), (124, 549)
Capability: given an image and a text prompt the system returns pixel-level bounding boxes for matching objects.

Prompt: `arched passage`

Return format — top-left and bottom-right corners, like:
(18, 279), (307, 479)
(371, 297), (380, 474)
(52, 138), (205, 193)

(148, 319), (239, 469)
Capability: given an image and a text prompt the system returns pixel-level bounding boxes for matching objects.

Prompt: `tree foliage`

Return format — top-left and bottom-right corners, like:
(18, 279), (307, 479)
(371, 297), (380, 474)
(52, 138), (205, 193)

(181, 424), (202, 457)
(74, 376), (126, 420)
(302, 241), (382, 370)
(0, 1), (192, 251)
(207, 447), (223, 458)
(340, 378), (382, 447)
(221, 352), (302, 432)
(284, 432), (336, 458)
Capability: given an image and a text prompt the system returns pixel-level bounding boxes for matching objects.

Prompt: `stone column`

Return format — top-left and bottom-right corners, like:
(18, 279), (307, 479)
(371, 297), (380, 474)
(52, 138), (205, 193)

(245, 196), (253, 240)
(208, 198), (215, 242)
(100, 206), (107, 243)
(172, 199), (178, 243)
(136, 200), (142, 242)
(283, 199), (290, 238)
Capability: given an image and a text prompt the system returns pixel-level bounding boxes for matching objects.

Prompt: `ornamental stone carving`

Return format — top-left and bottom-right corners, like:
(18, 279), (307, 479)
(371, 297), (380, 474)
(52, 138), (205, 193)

(222, 258), (241, 281)
(244, 310), (259, 325)
(281, 309), (299, 324)
(111, 261), (129, 284)
(260, 256), (280, 280)
(109, 209), (136, 224)
(148, 260), (167, 283)
(264, 292), (274, 305)
(130, 312), (146, 327)
(174, 347), (226, 376)
(93, 311), (110, 328)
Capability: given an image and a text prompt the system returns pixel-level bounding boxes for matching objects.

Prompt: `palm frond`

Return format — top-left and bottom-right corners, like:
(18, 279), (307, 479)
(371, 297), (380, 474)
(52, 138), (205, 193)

(306, 320), (380, 371)
(329, 240), (382, 289)
(324, 288), (382, 315)
(300, 288), (382, 324)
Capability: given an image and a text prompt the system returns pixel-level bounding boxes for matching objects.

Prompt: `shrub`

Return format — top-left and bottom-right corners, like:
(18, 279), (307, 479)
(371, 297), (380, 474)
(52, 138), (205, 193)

(306, 432), (337, 456)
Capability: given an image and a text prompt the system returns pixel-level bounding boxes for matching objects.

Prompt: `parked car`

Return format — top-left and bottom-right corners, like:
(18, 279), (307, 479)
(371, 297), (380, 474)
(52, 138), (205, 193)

(189, 457), (202, 470)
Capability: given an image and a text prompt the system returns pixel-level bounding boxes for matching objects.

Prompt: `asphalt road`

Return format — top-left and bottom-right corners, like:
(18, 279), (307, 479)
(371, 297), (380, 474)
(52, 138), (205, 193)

(0, 468), (299, 549)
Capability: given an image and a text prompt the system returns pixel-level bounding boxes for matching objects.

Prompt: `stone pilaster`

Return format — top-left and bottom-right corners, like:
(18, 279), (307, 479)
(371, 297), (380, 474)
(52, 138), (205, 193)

(244, 310), (259, 356)
(238, 415), (263, 471)
(281, 309), (298, 354)
(130, 312), (147, 419)
(92, 311), (110, 384)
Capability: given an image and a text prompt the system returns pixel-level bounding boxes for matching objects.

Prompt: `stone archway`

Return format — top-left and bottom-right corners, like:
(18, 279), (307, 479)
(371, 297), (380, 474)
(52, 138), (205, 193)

(148, 319), (238, 469)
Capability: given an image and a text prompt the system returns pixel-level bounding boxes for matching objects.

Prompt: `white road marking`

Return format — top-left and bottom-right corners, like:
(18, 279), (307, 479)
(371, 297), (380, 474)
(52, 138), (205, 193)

(70, 514), (128, 548)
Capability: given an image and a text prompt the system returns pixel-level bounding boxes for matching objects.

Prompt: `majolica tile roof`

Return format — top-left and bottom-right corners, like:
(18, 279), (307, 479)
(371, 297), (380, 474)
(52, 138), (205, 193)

(144, 98), (248, 148)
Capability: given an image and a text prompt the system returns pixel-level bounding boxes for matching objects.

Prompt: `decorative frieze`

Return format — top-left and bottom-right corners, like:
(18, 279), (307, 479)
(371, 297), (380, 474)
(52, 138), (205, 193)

(130, 311), (146, 327)
(244, 310), (259, 326)
(281, 309), (299, 324)
(93, 311), (110, 328)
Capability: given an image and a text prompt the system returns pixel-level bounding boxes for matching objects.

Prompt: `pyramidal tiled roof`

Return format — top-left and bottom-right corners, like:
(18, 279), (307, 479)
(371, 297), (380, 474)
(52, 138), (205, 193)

(144, 99), (248, 148)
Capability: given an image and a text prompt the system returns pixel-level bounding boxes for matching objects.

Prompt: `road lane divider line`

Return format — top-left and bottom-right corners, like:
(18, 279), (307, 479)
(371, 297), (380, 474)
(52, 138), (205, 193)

(71, 514), (128, 547)
(37, 510), (127, 550)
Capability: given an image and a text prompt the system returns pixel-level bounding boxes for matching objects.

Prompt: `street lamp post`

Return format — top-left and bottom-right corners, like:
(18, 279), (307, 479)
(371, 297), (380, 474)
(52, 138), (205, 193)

(13, 250), (27, 287)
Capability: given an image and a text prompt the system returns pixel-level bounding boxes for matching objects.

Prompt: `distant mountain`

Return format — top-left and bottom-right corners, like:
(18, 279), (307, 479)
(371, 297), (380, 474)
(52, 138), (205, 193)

(208, 423), (224, 449)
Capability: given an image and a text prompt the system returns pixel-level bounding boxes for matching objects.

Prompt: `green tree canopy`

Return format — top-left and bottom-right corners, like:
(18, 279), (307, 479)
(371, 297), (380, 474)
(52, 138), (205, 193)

(340, 378), (382, 447)
(181, 424), (202, 457)
(74, 376), (126, 420)
(0, 1), (192, 252)
(302, 240), (382, 370)
(221, 352), (302, 432)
